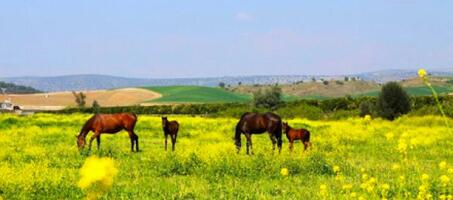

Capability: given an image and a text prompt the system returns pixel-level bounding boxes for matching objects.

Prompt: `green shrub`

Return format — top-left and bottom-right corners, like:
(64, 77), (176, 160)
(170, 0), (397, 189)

(376, 82), (411, 120)
(252, 86), (282, 110)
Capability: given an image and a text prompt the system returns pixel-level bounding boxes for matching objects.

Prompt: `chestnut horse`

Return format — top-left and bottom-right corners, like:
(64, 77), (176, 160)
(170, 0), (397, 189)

(235, 112), (282, 155)
(76, 113), (139, 152)
(162, 117), (179, 151)
(282, 122), (310, 152)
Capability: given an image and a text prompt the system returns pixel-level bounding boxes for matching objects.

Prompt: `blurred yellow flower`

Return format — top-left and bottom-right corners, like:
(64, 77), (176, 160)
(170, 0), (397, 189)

(448, 168), (453, 174)
(280, 168), (289, 177)
(364, 115), (372, 121)
(440, 175), (450, 186)
(418, 69), (427, 78)
(439, 161), (447, 170)
(333, 165), (341, 174)
(421, 174), (429, 182)
(350, 192), (357, 198)
(342, 184), (353, 190)
(78, 156), (118, 190)
(391, 164), (400, 171)
(381, 183), (390, 190)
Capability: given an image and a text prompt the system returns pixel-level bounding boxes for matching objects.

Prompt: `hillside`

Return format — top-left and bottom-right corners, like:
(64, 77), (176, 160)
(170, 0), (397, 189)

(0, 81), (42, 94)
(231, 76), (453, 99)
(143, 86), (251, 103)
(0, 88), (160, 110)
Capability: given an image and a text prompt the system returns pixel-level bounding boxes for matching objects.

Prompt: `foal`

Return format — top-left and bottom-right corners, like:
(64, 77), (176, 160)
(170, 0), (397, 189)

(162, 117), (179, 151)
(282, 122), (311, 152)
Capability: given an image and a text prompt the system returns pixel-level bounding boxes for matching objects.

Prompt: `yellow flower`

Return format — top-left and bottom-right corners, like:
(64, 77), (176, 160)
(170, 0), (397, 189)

(418, 68), (427, 78)
(439, 161), (447, 170)
(364, 115), (372, 121)
(362, 173), (369, 181)
(350, 192), (357, 198)
(280, 168), (289, 176)
(78, 156), (118, 189)
(333, 165), (341, 174)
(440, 175), (450, 186)
(449, 168), (453, 174)
(421, 173), (429, 182)
(391, 164), (400, 171)
(381, 183), (390, 190)
(320, 184), (327, 191)
(342, 184), (353, 190)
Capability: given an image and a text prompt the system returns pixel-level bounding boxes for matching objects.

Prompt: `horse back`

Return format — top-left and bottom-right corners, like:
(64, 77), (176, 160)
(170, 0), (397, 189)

(92, 113), (137, 133)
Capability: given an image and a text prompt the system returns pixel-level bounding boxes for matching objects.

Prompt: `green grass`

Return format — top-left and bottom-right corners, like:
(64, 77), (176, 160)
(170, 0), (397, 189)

(144, 86), (251, 103)
(0, 114), (451, 199)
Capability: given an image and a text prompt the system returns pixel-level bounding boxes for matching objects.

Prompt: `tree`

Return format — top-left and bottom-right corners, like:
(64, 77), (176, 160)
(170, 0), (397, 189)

(92, 100), (100, 113)
(72, 91), (86, 107)
(219, 82), (226, 89)
(359, 101), (374, 117)
(252, 86), (282, 110)
(344, 76), (349, 82)
(376, 82), (411, 120)
(322, 80), (329, 85)
(238, 81), (242, 86)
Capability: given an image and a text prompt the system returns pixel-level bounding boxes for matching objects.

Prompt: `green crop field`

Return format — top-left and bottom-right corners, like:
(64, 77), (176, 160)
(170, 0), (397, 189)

(356, 86), (453, 98)
(144, 86), (251, 103)
(0, 114), (451, 199)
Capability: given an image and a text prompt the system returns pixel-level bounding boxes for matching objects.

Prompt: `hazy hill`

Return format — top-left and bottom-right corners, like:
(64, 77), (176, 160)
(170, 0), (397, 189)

(1, 69), (452, 92)
(0, 81), (42, 94)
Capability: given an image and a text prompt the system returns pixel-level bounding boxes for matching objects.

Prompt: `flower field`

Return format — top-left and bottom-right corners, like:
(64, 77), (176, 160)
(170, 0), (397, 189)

(0, 113), (451, 199)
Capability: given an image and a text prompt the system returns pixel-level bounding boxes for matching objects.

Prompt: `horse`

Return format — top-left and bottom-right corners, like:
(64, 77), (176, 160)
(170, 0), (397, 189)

(162, 117), (179, 151)
(282, 122), (311, 152)
(235, 112), (283, 155)
(76, 113), (139, 152)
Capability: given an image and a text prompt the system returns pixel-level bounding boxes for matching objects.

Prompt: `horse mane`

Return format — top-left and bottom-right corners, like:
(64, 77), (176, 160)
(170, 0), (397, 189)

(78, 115), (97, 137)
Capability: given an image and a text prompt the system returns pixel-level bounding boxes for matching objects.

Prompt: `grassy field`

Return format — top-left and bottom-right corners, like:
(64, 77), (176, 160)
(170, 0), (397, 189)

(144, 86), (251, 103)
(0, 114), (451, 199)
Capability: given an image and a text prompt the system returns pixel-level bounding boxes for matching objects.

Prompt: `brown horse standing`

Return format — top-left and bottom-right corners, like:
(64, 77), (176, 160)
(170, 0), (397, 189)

(282, 122), (310, 152)
(76, 113), (139, 152)
(235, 112), (283, 155)
(162, 117), (179, 151)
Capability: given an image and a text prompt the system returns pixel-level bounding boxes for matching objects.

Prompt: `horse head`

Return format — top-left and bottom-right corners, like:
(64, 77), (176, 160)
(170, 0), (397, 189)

(76, 135), (86, 150)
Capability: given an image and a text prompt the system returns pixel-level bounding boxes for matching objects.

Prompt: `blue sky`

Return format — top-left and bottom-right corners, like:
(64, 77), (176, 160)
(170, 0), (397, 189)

(1, 0), (452, 78)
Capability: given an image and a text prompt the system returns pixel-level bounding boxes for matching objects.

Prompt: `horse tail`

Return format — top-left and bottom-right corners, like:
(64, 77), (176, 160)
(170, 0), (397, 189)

(235, 122), (242, 149)
(305, 130), (311, 142)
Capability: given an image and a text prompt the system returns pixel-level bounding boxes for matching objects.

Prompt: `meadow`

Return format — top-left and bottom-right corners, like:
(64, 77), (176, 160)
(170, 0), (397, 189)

(0, 113), (451, 199)
(143, 86), (251, 103)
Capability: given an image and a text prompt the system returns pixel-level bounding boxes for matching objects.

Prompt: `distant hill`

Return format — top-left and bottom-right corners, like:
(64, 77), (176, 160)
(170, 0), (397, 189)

(0, 81), (42, 94)
(1, 69), (452, 92)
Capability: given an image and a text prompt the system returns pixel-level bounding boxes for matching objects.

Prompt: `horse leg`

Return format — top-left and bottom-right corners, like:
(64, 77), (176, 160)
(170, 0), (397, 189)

(165, 134), (168, 151)
(289, 139), (294, 152)
(171, 134), (177, 151)
(89, 132), (99, 151)
(127, 131), (135, 152)
(96, 136), (101, 150)
(269, 134), (277, 151)
(134, 133), (139, 152)
(277, 135), (282, 154)
(245, 133), (253, 155)
(303, 141), (310, 151)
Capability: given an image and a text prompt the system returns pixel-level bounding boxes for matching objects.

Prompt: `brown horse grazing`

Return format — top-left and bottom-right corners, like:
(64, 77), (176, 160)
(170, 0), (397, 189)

(162, 117), (179, 151)
(235, 112), (283, 155)
(76, 113), (139, 152)
(282, 122), (311, 152)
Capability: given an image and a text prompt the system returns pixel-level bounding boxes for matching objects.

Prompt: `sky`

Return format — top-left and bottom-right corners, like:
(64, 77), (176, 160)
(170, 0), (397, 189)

(1, 0), (452, 78)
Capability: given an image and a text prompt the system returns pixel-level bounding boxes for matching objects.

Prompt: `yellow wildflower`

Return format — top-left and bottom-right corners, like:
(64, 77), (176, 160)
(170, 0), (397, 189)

(333, 165), (341, 174)
(392, 164), (400, 171)
(280, 168), (289, 177)
(418, 68), (427, 78)
(342, 184), (353, 190)
(78, 156), (118, 189)
(439, 161), (447, 170)
(440, 175), (450, 186)
(421, 174), (429, 182)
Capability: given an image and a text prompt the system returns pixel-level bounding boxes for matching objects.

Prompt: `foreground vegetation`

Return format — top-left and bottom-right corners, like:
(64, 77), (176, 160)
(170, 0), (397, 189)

(0, 113), (451, 199)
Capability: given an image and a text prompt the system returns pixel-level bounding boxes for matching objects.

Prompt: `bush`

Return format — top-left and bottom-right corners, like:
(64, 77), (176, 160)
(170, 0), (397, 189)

(376, 82), (411, 120)
(359, 101), (374, 117)
(252, 86), (282, 110)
